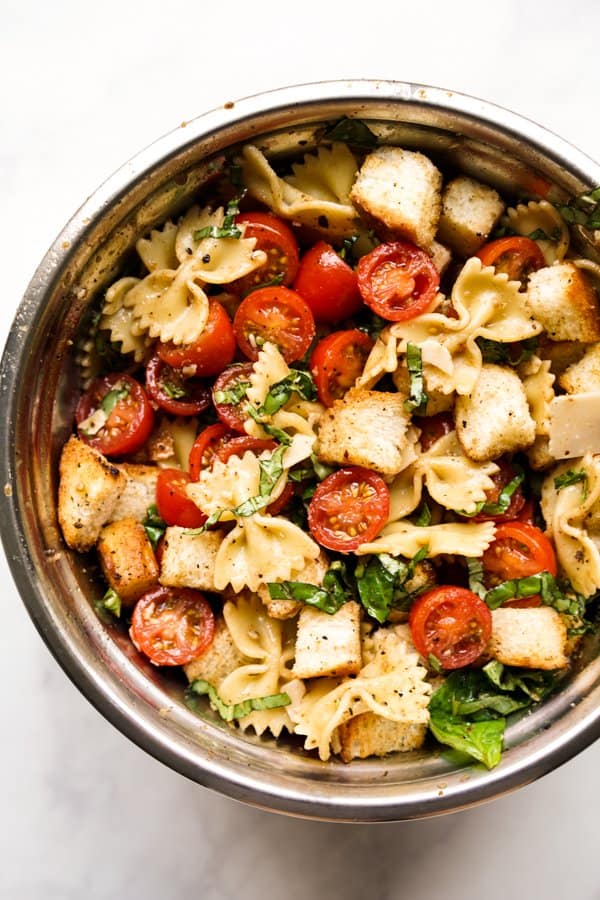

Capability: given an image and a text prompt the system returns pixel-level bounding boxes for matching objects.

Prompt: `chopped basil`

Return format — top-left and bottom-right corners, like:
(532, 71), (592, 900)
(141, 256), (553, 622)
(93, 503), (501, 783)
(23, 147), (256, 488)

(101, 587), (122, 618)
(482, 660), (558, 703)
(466, 557), (486, 599)
(428, 653), (444, 674)
(476, 336), (538, 367)
(213, 381), (250, 406)
(101, 382), (130, 416)
(554, 469), (588, 498)
(245, 404), (292, 446)
(143, 504), (166, 549)
(243, 273), (284, 295)
(357, 311), (388, 340)
(338, 234), (360, 264)
(527, 228), (551, 241)
(322, 116), (378, 148)
(161, 380), (188, 400)
(460, 469), (524, 518)
(483, 570), (587, 617)
(194, 196), (244, 241)
(555, 186), (600, 230)
(353, 546), (430, 623)
(403, 343), (428, 414)
(187, 679), (290, 722)
(413, 500), (432, 527)
(268, 561), (353, 616)
(258, 370), (317, 416)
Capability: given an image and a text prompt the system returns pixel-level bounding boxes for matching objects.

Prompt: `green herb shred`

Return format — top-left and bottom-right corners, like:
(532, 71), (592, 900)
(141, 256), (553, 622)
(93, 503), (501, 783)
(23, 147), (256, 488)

(403, 343), (428, 414)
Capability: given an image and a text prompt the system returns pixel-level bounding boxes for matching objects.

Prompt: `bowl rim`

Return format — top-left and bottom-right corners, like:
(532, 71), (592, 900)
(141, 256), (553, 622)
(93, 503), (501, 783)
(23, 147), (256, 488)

(3, 78), (600, 822)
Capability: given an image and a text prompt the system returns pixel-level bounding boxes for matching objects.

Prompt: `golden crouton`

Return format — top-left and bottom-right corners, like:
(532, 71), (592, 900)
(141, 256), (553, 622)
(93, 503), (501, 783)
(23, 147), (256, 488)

(429, 239), (453, 276)
(316, 388), (412, 476)
(58, 436), (125, 552)
(110, 464), (158, 522)
(159, 526), (224, 592)
(97, 518), (159, 606)
(490, 607), (568, 670)
(526, 435), (555, 471)
(527, 263), (600, 342)
(184, 616), (248, 685)
(350, 146), (442, 248)
(437, 176), (504, 257)
(559, 342), (600, 393)
(455, 364), (536, 462)
(537, 336), (588, 377)
(337, 714), (427, 762)
(293, 601), (362, 679)
(258, 551), (330, 620)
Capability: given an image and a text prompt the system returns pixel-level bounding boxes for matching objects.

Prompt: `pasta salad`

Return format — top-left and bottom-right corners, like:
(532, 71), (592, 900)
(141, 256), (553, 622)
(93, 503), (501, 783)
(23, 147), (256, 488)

(58, 120), (600, 767)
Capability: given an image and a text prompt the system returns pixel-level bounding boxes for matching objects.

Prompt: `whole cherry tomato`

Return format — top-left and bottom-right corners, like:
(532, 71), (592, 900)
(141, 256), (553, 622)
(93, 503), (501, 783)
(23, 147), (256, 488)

(156, 300), (236, 376)
(155, 468), (207, 528)
(294, 241), (363, 322)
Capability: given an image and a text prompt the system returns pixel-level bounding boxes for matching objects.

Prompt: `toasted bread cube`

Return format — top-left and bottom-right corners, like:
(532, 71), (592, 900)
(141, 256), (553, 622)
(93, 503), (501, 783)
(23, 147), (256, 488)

(337, 714), (427, 762)
(159, 526), (224, 592)
(350, 146), (442, 249)
(293, 601), (362, 679)
(490, 607), (568, 669)
(97, 518), (159, 606)
(110, 464), (158, 523)
(58, 436), (125, 552)
(526, 435), (555, 471)
(436, 176), (504, 257)
(316, 389), (412, 476)
(184, 616), (248, 686)
(455, 364), (536, 462)
(258, 551), (330, 620)
(527, 263), (600, 342)
(537, 336), (588, 377)
(559, 342), (600, 393)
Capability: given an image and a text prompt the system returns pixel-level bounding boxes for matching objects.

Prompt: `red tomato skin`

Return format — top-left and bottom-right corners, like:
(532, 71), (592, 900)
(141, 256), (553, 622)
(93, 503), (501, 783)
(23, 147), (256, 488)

(156, 300), (236, 376)
(145, 355), (211, 417)
(233, 286), (316, 363)
(231, 212), (300, 295)
(357, 241), (439, 322)
(155, 468), (207, 528)
(307, 466), (390, 553)
(188, 423), (234, 480)
(476, 237), (545, 284)
(76, 373), (154, 457)
(409, 586), (492, 670)
(130, 586), (215, 666)
(310, 329), (374, 407)
(293, 241), (363, 323)
(415, 412), (455, 452)
(212, 363), (255, 433)
(471, 458), (526, 524)
(482, 522), (558, 582)
(216, 436), (276, 464)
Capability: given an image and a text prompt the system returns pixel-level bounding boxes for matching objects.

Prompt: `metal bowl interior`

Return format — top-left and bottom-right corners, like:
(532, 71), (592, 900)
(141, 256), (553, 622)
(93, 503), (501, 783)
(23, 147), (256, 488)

(2, 80), (600, 822)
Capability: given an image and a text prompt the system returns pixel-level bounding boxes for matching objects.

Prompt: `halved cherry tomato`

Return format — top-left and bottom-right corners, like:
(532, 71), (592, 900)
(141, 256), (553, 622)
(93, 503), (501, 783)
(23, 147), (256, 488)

(233, 286), (316, 363)
(308, 466), (389, 553)
(357, 241), (439, 322)
(416, 412), (455, 452)
(266, 481), (295, 516)
(471, 458), (526, 523)
(145, 355), (211, 417)
(130, 585), (214, 666)
(516, 497), (536, 526)
(216, 435), (276, 464)
(230, 212), (300, 296)
(409, 586), (492, 670)
(482, 521), (557, 583)
(155, 468), (207, 528)
(76, 373), (154, 457)
(476, 237), (545, 286)
(155, 300), (236, 376)
(293, 241), (363, 322)
(188, 423), (234, 480)
(310, 329), (374, 407)
(212, 363), (254, 433)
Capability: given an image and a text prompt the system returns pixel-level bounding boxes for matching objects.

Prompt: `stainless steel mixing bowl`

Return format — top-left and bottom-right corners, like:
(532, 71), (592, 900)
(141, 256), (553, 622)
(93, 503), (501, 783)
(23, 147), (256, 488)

(2, 80), (600, 822)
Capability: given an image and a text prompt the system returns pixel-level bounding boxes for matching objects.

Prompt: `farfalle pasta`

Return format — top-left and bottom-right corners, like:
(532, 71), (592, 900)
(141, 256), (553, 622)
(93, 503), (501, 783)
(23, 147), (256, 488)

(59, 127), (600, 769)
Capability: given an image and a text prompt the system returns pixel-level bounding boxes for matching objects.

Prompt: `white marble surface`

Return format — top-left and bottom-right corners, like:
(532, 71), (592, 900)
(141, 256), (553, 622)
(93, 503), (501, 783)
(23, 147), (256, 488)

(2, 2), (600, 897)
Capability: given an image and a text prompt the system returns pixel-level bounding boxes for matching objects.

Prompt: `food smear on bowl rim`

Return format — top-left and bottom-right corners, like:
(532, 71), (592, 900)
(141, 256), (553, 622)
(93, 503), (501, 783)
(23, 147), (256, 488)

(56, 123), (600, 768)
